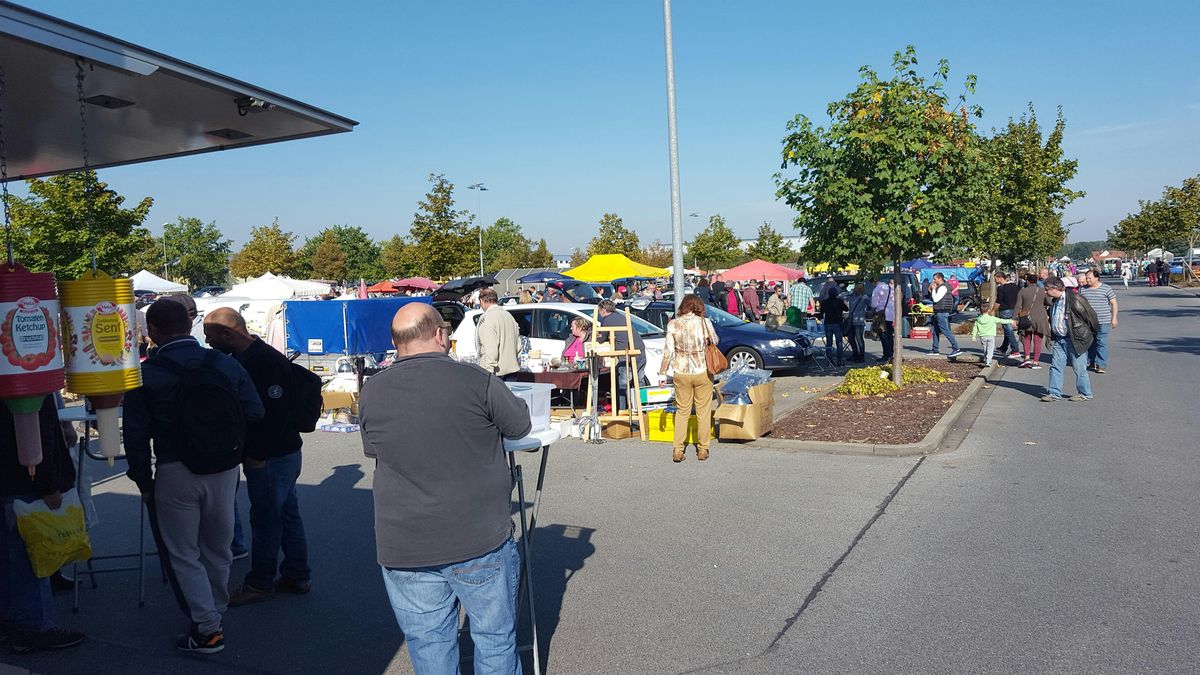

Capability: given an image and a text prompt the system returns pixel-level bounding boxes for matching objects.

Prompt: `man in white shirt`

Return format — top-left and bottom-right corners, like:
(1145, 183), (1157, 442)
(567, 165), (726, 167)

(474, 288), (521, 377)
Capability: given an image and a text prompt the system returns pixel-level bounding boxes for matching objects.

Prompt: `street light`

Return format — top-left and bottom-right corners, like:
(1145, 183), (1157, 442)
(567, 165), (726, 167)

(468, 183), (487, 276)
(662, 0), (685, 301)
(161, 222), (171, 278)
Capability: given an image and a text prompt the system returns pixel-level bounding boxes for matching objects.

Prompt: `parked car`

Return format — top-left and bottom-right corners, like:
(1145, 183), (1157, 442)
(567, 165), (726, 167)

(191, 285), (226, 298)
(133, 289), (158, 308)
(432, 300), (467, 332)
(449, 302), (669, 386)
(628, 299), (811, 371)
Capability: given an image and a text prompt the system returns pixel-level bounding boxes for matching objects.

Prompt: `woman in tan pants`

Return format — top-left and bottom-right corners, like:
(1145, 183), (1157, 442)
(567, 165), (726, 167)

(659, 295), (719, 462)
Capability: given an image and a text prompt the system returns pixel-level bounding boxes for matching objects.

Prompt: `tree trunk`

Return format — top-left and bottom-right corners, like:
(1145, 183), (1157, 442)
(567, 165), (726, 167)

(892, 256), (903, 386)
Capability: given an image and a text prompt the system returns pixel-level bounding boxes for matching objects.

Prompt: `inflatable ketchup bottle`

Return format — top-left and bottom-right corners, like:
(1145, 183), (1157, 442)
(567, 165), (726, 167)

(0, 263), (65, 477)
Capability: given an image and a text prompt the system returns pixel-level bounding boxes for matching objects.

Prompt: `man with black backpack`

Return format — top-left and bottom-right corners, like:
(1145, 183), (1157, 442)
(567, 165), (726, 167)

(202, 307), (321, 606)
(123, 300), (263, 654)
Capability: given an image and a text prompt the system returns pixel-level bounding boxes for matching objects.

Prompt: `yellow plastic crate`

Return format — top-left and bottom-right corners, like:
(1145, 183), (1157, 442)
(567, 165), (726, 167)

(642, 409), (713, 443)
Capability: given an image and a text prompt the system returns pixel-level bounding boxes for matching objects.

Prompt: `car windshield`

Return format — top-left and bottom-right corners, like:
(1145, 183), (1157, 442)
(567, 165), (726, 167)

(705, 306), (749, 328)
(582, 308), (665, 338)
(555, 281), (598, 302)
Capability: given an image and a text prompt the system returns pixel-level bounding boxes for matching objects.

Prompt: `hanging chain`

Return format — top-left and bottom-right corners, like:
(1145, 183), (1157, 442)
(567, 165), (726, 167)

(75, 59), (97, 273)
(0, 65), (12, 268)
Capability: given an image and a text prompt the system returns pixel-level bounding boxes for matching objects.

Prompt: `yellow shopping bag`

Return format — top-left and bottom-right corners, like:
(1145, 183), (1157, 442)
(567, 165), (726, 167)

(13, 489), (92, 578)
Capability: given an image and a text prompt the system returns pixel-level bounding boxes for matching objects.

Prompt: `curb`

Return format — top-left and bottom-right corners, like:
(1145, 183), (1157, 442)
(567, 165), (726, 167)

(749, 363), (997, 457)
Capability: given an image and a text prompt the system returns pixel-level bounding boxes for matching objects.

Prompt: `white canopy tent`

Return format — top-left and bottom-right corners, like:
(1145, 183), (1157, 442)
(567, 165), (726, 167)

(223, 272), (330, 301)
(130, 269), (186, 293)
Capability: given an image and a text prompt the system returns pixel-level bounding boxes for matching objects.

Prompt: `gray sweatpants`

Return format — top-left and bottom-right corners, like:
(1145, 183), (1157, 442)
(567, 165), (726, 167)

(154, 462), (238, 634)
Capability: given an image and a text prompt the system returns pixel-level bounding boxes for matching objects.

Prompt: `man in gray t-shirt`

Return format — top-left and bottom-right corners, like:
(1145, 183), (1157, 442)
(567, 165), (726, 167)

(1081, 270), (1119, 373)
(359, 303), (530, 673)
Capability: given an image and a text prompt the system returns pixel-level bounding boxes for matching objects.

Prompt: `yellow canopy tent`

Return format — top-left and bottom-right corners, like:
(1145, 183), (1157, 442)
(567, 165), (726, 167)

(564, 254), (669, 282)
(808, 262), (860, 274)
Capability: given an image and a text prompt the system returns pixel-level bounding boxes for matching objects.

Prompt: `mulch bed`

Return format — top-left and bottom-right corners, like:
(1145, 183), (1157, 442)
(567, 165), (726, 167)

(772, 360), (982, 444)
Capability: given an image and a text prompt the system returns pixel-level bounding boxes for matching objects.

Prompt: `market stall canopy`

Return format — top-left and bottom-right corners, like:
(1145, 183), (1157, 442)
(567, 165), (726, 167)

(366, 280), (399, 294)
(224, 272), (330, 300)
(394, 276), (437, 290)
(901, 258), (933, 270)
(720, 259), (805, 282)
(0, 2), (357, 179)
(563, 254), (668, 282)
(435, 275), (497, 296)
(517, 270), (569, 284)
(1146, 248), (1173, 259)
(130, 269), (186, 293)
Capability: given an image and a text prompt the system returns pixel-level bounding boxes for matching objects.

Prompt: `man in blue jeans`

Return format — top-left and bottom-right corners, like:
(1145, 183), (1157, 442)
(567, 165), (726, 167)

(1040, 277), (1099, 402)
(993, 272), (1021, 357)
(1081, 270), (1119, 374)
(203, 308), (311, 605)
(361, 303), (532, 674)
(926, 273), (962, 358)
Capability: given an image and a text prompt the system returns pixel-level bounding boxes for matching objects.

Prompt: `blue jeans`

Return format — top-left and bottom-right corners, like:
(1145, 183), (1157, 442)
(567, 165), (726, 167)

(1048, 335), (1092, 398)
(1088, 323), (1110, 369)
(824, 323), (844, 363)
(848, 323), (865, 359)
(382, 537), (521, 675)
(878, 320), (894, 360)
(931, 312), (959, 353)
(244, 451), (310, 590)
(0, 498), (54, 631)
(997, 309), (1017, 353)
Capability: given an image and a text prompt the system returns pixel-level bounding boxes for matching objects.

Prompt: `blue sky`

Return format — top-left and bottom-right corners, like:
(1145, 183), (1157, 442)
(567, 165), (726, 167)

(18, 0), (1200, 254)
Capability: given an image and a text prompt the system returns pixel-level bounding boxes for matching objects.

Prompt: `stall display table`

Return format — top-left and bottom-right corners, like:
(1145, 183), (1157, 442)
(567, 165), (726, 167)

(509, 368), (607, 414)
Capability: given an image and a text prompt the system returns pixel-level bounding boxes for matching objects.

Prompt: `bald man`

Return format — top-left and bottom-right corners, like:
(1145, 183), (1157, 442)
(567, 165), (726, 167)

(204, 308), (312, 605)
(360, 303), (531, 673)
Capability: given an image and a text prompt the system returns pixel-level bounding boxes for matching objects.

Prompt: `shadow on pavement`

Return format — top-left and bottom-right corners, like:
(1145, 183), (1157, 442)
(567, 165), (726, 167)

(992, 377), (1047, 399)
(1121, 308), (1199, 318)
(1122, 336), (1200, 355)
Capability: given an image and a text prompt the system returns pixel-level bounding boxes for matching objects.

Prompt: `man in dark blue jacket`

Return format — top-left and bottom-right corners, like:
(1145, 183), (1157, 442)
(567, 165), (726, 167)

(203, 308), (311, 605)
(124, 300), (263, 654)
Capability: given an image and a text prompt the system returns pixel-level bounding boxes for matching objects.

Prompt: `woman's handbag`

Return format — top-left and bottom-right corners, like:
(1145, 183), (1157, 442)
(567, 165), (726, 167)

(705, 339), (728, 377)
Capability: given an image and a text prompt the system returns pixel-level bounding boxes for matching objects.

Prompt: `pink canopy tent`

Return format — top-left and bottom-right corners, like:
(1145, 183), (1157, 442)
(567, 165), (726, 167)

(720, 259), (804, 282)
(394, 276), (438, 290)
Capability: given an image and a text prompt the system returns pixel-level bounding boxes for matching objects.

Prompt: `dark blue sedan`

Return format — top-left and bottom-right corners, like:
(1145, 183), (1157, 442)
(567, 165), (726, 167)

(628, 300), (811, 371)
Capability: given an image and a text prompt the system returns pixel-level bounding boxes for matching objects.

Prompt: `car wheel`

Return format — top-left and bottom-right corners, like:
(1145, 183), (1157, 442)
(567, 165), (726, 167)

(726, 347), (763, 370)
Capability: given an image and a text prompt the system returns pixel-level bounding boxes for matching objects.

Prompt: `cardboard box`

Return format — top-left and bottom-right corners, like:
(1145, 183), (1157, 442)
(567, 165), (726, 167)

(601, 420), (633, 440)
(715, 380), (775, 441)
(321, 390), (358, 414)
(642, 409), (712, 443)
(639, 386), (675, 405)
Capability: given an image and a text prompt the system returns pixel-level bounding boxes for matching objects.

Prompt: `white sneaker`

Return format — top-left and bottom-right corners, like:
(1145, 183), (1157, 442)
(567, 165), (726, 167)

(1031, 364), (1043, 370)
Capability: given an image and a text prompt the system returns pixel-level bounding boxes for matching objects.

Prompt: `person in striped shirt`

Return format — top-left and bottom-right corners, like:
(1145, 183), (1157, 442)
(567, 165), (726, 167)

(1081, 270), (1118, 373)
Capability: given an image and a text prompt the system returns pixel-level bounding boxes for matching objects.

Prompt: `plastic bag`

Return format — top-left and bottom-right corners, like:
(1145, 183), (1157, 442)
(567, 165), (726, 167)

(716, 365), (772, 404)
(13, 489), (92, 578)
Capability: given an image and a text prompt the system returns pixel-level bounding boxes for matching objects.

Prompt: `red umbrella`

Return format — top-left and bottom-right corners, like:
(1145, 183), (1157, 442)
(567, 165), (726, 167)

(395, 276), (437, 290)
(721, 259), (805, 281)
(366, 280), (400, 293)
(358, 279), (368, 299)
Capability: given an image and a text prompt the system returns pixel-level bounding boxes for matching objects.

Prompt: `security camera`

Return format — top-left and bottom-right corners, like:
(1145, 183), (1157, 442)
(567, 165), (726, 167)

(235, 96), (275, 116)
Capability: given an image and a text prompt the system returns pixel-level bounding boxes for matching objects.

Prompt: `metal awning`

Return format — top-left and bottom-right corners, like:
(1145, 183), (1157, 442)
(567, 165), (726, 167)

(0, 1), (357, 179)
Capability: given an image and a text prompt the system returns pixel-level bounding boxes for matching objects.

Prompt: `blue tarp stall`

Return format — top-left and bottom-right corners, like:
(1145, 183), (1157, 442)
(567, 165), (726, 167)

(285, 297), (432, 355)
(918, 266), (981, 284)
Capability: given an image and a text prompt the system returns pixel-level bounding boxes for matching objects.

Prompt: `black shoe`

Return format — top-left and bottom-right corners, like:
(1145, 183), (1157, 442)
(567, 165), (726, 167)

(176, 628), (224, 655)
(11, 627), (85, 653)
(274, 578), (311, 595)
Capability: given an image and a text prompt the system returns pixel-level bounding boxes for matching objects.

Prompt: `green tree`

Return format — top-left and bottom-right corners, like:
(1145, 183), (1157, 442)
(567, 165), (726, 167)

(407, 173), (475, 279)
(297, 225), (383, 280)
(481, 217), (529, 271)
(9, 172), (153, 279)
(964, 106), (1084, 270)
(229, 218), (300, 278)
(162, 217), (231, 287)
(568, 248), (588, 267)
(380, 234), (417, 278)
(527, 238), (554, 268)
(1164, 176), (1200, 268)
(745, 222), (794, 263)
(637, 240), (674, 268)
(686, 214), (743, 269)
(1056, 239), (1110, 261)
(775, 46), (983, 384)
(310, 231), (349, 281)
(586, 213), (640, 257)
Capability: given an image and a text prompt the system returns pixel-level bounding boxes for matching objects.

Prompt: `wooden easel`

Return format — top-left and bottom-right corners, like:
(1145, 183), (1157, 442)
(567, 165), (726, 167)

(582, 308), (647, 441)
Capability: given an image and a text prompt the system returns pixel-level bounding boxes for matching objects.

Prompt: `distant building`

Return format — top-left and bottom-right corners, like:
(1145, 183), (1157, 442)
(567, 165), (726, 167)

(553, 254), (572, 270)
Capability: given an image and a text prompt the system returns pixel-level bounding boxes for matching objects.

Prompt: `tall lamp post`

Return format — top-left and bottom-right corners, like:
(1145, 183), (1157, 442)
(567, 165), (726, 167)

(468, 182), (487, 276)
(161, 222), (171, 278)
(662, 0), (685, 302)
